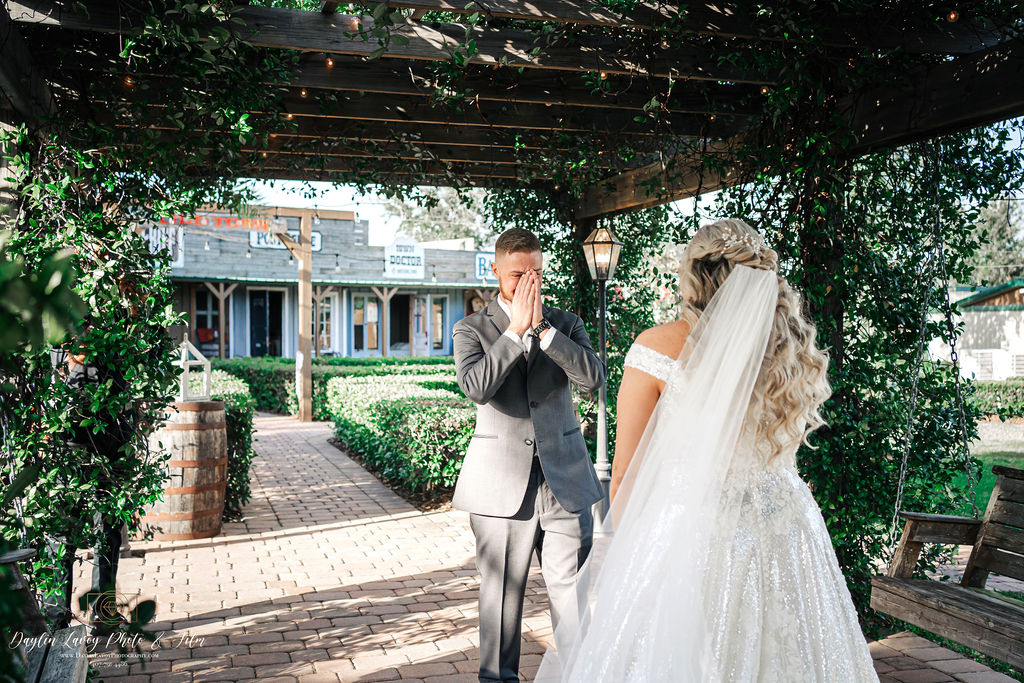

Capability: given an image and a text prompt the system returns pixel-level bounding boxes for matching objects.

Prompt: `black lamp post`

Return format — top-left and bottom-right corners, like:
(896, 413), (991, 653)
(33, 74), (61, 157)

(581, 223), (623, 528)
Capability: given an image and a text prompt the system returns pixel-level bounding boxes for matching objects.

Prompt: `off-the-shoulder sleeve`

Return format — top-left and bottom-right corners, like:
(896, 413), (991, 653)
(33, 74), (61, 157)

(624, 343), (676, 382)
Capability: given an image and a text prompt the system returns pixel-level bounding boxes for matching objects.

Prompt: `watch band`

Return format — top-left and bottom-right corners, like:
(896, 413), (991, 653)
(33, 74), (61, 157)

(532, 318), (552, 337)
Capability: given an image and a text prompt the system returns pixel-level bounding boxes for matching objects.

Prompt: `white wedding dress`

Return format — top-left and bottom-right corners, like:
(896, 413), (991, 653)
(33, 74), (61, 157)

(536, 266), (878, 683)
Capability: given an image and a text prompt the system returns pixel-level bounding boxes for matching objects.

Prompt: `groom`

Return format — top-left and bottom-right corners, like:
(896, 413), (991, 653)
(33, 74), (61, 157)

(452, 227), (606, 683)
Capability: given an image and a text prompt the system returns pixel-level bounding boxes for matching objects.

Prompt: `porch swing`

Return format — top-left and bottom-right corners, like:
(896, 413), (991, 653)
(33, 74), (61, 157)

(868, 146), (1024, 668)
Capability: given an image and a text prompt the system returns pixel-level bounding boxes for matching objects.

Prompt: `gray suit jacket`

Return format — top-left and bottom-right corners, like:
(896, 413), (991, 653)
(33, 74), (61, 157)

(452, 298), (606, 517)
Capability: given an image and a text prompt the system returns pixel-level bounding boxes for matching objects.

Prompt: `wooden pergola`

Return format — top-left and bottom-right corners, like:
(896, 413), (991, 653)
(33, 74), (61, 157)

(2, 0), (1023, 420)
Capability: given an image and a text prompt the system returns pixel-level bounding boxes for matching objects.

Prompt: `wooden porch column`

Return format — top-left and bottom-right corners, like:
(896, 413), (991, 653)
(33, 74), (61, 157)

(203, 282), (237, 359)
(371, 286), (399, 357)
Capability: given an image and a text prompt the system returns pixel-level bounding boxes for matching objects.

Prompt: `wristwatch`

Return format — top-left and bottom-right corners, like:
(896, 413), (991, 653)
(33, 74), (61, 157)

(531, 318), (552, 338)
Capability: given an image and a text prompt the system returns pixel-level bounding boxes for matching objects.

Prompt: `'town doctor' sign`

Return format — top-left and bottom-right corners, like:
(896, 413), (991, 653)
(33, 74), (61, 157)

(384, 236), (425, 279)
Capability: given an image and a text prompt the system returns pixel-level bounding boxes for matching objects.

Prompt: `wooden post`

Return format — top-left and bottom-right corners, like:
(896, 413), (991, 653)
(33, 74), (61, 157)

(371, 286), (399, 357)
(204, 282), (237, 359)
(297, 215), (313, 421)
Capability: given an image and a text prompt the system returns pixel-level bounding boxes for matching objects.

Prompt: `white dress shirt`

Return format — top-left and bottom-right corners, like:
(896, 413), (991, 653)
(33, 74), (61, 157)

(496, 296), (556, 354)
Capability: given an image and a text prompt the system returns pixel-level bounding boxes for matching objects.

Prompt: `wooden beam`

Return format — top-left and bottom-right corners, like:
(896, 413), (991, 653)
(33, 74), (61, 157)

(842, 37), (1024, 154)
(575, 136), (746, 219)
(0, 5), (55, 126)
(7, 1), (777, 83)
(274, 230), (300, 257)
(57, 54), (758, 115)
(99, 90), (742, 137)
(374, 0), (1005, 54)
(575, 38), (1024, 219)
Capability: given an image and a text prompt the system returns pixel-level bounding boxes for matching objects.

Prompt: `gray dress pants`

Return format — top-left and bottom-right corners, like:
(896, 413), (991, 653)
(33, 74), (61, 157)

(470, 456), (594, 683)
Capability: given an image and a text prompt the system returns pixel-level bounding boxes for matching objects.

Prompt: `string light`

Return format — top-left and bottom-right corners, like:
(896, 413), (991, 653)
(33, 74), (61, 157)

(124, 76), (134, 87)
(285, 112), (294, 120)
(660, 39), (669, 49)
(326, 55), (334, 68)
(300, 88), (308, 98)
(204, 240), (210, 251)
(709, 114), (716, 121)
(599, 71), (607, 80)
(261, 151), (267, 157)
(246, 248), (252, 259)
(946, 9), (960, 22)
(761, 86), (770, 95)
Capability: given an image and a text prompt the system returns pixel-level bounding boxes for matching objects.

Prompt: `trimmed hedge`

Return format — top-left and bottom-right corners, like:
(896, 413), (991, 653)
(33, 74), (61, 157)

(974, 378), (1024, 420)
(212, 356), (456, 419)
(190, 370), (257, 517)
(327, 373), (474, 495)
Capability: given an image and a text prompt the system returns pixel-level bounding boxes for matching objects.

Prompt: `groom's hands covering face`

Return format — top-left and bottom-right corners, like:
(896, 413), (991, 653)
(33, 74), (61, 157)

(509, 269), (538, 337)
(531, 271), (544, 328)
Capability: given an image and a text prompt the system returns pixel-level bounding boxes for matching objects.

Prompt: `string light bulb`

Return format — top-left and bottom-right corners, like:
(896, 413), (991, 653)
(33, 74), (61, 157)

(946, 9), (960, 22)
(124, 76), (134, 87)
(204, 240), (210, 251)
(261, 151), (267, 157)
(709, 114), (716, 121)
(246, 248), (252, 259)
(326, 55), (334, 68)
(599, 71), (607, 80)
(285, 112), (293, 120)
(300, 88), (308, 98)
(761, 86), (770, 95)
(660, 39), (669, 49)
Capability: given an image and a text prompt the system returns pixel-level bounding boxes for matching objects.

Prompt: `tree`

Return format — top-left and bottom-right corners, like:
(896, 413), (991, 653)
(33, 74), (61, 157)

(968, 198), (1024, 284)
(382, 187), (492, 245)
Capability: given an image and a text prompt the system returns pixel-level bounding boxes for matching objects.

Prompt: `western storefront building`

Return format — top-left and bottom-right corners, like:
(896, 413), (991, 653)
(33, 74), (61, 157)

(149, 207), (498, 359)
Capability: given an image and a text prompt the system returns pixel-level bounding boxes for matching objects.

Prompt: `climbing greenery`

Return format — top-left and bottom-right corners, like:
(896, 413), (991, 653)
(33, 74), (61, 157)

(0, 0), (300, 629)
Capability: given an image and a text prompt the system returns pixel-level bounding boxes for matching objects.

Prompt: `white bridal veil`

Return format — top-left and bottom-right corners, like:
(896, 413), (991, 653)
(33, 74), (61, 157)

(536, 265), (779, 682)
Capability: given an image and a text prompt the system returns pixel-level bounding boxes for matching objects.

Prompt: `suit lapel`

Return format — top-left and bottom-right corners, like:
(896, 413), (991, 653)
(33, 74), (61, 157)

(484, 298), (509, 339)
(484, 298), (528, 373)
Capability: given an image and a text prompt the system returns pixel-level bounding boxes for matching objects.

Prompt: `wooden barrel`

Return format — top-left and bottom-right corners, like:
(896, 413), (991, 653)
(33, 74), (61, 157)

(141, 400), (227, 541)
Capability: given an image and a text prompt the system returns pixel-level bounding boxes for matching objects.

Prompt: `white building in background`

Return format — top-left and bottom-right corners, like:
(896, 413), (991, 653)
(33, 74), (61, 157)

(931, 280), (1024, 381)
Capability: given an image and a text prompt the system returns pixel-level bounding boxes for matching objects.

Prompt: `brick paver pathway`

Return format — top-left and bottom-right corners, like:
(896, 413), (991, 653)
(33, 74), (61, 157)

(73, 415), (1019, 683)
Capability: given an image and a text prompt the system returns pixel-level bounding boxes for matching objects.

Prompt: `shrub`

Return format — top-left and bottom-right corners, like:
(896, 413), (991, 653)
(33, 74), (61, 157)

(190, 370), (257, 518)
(973, 378), (1024, 420)
(212, 356), (455, 419)
(327, 373), (474, 496)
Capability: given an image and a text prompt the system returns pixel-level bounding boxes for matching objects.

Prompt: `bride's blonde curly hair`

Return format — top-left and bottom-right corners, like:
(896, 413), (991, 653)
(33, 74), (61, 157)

(678, 218), (831, 459)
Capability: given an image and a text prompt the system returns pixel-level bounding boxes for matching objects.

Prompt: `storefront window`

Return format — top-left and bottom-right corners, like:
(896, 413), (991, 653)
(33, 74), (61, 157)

(316, 297), (333, 352)
(353, 295), (379, 351)
(194, 289), (219, 347)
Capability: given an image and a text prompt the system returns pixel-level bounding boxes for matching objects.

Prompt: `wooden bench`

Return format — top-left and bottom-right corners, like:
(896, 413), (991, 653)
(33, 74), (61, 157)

(1, 549), (88, 683)
(871, 465), (1024, 669)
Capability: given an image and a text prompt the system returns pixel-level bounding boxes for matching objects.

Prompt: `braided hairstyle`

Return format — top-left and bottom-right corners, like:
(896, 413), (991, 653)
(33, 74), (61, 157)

(679, 219), (831, 460)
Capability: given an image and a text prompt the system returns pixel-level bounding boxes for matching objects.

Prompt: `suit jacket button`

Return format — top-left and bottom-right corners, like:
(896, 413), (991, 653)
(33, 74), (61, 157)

(525, 439), (534, 446)
(530, 401), (539, 408)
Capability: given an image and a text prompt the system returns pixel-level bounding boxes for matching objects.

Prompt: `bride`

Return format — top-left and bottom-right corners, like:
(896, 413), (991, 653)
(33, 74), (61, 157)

(536, 219), (878, 682)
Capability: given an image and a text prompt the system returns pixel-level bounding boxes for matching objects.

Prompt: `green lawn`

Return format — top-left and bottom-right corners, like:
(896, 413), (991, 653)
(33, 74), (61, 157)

(953, 451), (1023, 517)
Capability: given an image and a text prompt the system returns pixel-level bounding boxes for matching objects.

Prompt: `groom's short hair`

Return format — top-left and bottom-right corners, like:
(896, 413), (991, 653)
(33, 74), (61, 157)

(495, 228), (541, 256)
